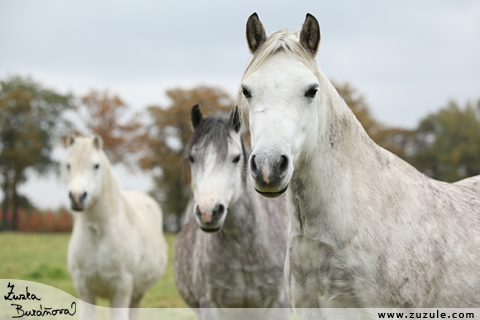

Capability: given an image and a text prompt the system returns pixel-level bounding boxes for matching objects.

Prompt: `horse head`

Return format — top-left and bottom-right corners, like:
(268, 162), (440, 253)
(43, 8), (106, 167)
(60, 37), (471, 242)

(184, 105), (245, 233)
(63, 135), (107, 212)
(240, 13), (322, 198)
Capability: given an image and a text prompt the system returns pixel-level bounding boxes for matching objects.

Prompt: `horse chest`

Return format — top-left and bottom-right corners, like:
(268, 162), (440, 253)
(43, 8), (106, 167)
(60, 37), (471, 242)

(207, 274), (281, 308)
(287, 234), (361, 308)
(286, 192), (362, 308)
(200, 254), (283, 308)
(69, 225), (126, 290)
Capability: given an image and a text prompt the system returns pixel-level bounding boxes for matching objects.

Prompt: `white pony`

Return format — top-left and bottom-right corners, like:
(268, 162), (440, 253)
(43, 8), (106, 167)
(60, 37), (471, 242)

(63, 135), (167, 320)
(239, 12), (480, 315)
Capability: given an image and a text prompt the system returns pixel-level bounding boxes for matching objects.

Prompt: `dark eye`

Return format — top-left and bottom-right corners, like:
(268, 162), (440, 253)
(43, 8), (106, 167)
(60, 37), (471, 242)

(305, 85), (319, 98)
(242, 86), (252, 99)
(189, 155), (195, 163)
(67, 164), (70, 170)
(94, 164), (100, 170)
(232, 154), (241, 163)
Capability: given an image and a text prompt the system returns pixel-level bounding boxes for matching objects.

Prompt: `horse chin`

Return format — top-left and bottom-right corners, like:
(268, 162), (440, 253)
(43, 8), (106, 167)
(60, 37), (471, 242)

(71, 205), (85, 212)
(200, 226), (222, 233)
(254, 184), (289, 198)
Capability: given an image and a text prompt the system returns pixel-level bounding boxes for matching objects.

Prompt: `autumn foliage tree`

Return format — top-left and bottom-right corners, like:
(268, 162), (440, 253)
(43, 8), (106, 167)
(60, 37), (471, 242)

(408, 99), (480, 182)
(138, 86), (233, 231)
(0, 76), (74, 230)
(77, 89), (142, 168)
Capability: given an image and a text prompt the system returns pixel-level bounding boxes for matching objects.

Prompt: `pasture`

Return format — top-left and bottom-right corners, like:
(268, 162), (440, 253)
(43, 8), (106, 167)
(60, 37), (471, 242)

(0, 232), (186, 308)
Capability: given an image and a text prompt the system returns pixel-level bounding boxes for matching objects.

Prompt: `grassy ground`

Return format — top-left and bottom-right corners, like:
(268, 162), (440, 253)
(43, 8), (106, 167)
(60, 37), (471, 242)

(0, 232), (186, 308)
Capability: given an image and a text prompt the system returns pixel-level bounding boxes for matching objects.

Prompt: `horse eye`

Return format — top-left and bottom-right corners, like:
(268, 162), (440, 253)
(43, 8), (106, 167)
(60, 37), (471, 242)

(232, 154), (241, 164)
(189, 155), (195, 163)
(242, 86), (252, 99)
(305, 86), (319, 98)
(67, 164), (70, 170)
(94, 164), (100, 170)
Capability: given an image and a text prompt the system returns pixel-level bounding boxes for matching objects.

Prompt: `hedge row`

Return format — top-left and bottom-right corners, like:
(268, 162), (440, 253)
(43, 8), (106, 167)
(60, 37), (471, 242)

(0, 209), (73, 232)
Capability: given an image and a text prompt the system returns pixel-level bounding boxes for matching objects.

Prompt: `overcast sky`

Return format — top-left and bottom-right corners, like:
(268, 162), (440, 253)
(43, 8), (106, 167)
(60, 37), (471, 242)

(1, 0), (479, 209)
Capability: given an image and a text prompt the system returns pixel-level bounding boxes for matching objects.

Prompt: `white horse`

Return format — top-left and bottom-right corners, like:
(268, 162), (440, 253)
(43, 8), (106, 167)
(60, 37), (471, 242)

(63, 135), (168, 320)
(173, 105), (290, 320)
(239, 12), (480, 315)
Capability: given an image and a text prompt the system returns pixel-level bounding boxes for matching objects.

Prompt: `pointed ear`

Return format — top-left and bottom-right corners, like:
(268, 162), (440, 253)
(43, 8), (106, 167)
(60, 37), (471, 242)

(300, 13), (320, 56)
(93, 135), (103, 150)
(68, 133), (76, 146)
(229, 105), (241, 133)
(190, 104), (203, 130)
(246, 13), (267, 54)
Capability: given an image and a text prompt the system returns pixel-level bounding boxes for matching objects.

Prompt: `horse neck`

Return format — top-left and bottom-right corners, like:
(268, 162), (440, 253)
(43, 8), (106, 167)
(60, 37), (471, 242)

(314, 75), (376, 163)
(291, 75), (393, 229)
(217, 171), (259, 241)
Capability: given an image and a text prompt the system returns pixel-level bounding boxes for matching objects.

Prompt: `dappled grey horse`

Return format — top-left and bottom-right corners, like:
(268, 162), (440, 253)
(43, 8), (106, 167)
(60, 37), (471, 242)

(173, 105), (290, 320)
(240, 12), (480, 319)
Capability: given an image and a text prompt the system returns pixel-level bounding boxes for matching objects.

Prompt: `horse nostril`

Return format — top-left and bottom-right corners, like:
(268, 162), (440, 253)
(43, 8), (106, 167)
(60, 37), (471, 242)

(250, 155), (258, 177)
(81, 192), (87, 201)
(278, 155), (289, 177)
(213, 203), (225, 217)
(69, 192), (74, 201)
(195, 205), (201, 217)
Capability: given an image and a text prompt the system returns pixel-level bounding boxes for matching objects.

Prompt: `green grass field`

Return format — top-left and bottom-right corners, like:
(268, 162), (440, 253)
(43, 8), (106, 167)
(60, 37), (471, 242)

(0, 232), (186, 308)
(0, 232), (300, 320)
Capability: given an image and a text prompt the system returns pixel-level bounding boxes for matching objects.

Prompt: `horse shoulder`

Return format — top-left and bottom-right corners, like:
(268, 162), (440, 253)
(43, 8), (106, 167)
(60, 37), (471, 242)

(67, 222), (98, 279)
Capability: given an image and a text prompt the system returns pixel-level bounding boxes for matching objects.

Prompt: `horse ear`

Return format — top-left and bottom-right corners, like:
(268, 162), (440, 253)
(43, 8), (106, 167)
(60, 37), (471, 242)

(93, 135), (103, 150)
(246, 13), (267, 54)
(68, 133), (76, 146)
(191, 104), (203, 130)
(300, 13), (320, 56)
(229, 105), (242, 133)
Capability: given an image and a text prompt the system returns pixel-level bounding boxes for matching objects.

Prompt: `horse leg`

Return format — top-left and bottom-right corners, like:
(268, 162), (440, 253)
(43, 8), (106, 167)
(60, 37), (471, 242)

(267, 307), (291, 320)
(73, 281), (96, 320)
(128, 294), (143, 320)
(109, 275), (134, 320)
(198, 299), (218, 320)
(198, 308), (218, 320)
(78, 297), (96, 320)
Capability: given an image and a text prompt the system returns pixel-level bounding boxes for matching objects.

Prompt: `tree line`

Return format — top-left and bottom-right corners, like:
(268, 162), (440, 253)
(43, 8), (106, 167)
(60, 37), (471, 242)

(1, 75), (479, 231)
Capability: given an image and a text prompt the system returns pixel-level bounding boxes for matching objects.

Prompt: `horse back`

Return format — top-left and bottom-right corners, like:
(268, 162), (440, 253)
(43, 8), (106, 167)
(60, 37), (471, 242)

(454, 174), (480, 192)
(122, 189), (163, 228)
